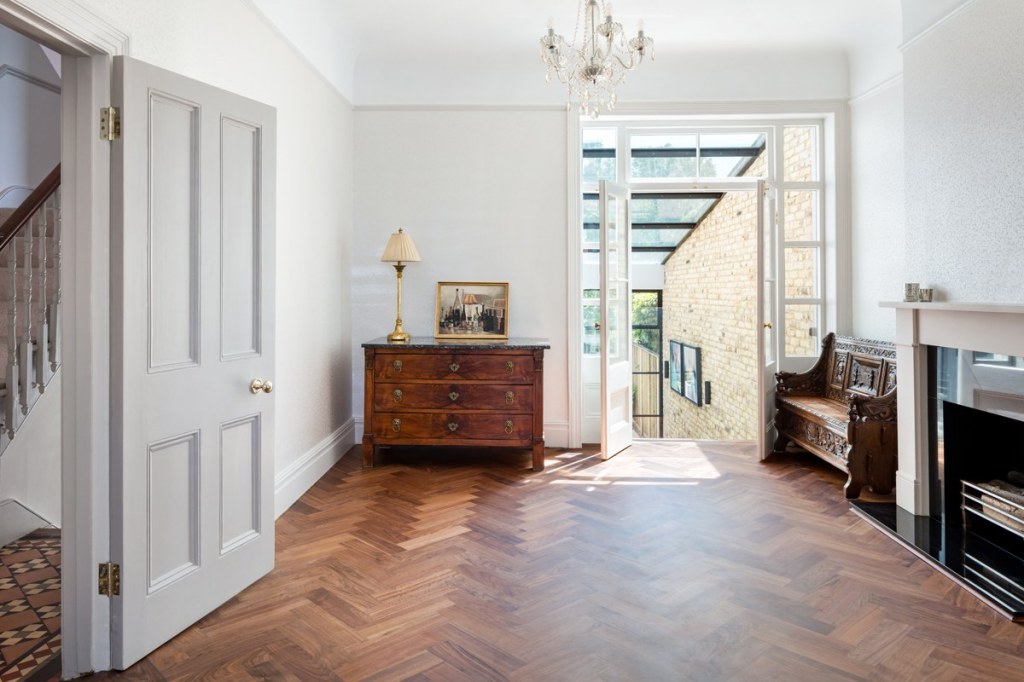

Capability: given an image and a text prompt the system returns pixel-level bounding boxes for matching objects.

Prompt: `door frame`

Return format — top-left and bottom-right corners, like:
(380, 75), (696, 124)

(566, 105), (849, 448)
(0, 0), (128, 676)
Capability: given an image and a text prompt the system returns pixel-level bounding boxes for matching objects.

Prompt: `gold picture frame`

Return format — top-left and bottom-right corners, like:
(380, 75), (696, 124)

(434, 281), (509, 340)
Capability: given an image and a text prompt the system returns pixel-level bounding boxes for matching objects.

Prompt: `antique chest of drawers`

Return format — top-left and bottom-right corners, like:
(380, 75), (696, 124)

(361, 338), (549, 470)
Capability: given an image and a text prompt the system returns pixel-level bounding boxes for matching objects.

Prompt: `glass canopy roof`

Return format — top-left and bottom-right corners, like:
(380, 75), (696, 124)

(582, 131), (766, 263)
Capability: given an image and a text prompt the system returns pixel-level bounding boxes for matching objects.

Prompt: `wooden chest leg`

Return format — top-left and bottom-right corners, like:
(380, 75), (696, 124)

(532, 439), (545, 471)
(362, 437), (376, 468)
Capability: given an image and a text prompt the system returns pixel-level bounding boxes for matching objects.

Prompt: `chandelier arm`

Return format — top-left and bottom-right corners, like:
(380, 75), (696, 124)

(608, 53), (641, 72)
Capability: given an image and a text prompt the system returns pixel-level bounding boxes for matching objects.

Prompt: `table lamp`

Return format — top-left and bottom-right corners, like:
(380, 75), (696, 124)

(380, 227), (421, 343)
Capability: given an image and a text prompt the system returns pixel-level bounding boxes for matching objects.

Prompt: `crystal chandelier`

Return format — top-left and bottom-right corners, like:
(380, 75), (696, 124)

(540, 0), (654, 118)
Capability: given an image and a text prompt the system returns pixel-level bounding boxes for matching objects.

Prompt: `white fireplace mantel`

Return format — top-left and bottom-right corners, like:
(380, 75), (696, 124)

(882, 301), (1024, 515)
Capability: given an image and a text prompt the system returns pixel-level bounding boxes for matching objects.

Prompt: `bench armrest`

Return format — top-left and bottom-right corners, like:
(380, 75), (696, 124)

(847, 387), (897, 423)
(775, 332), (835, 396)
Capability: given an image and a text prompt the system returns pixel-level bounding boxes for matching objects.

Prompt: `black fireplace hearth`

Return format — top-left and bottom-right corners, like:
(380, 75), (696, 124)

(851, 346), (1024, 620)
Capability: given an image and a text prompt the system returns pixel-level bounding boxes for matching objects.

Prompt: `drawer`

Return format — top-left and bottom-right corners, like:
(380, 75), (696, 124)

(371, 413), (533, 441)
(375, 383), (534, 412)
(374, 352), (535, 382)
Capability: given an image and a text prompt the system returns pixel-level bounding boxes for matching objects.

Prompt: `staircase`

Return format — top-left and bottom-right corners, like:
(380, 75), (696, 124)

(0, 165), (61, 454)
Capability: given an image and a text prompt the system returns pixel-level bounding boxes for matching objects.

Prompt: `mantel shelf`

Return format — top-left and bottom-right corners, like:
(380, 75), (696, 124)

(880, 301), (1024, 314)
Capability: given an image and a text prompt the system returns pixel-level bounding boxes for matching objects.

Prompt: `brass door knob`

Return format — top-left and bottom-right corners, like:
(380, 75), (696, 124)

(250, 379), (273, 394)
(763, 322), (773, 330)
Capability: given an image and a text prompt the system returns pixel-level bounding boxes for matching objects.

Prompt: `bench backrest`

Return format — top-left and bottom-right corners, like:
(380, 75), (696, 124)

(823, 335), (897, 402)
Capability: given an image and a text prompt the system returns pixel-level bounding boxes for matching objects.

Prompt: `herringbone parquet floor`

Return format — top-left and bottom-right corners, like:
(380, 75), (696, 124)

(92, 442), (1024, 681)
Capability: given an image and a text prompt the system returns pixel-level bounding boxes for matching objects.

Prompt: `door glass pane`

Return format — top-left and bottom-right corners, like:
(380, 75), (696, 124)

(698, 132), (765, 178)
(605, 194), (629, 364)
(583, 128), (616, 182)
(583, 289), (599, 355)
(785, 304), (820, 357)
(764, 281), (775, 364)
(630, 251), (670, 265)
(784, 190), (818, 241)
(784, 247), (818, 298)
(783, 126), (818, 182)
(631, 195), (716, 225)
(630, 134), (697, 179)
(583, 193), (598, 246)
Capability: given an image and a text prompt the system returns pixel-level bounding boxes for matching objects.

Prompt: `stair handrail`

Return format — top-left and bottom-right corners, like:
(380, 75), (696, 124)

(0, 164), (60, 253)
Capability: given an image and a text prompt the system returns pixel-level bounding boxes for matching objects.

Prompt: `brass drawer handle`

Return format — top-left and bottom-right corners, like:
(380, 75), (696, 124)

(392, 418), (401, 432)
(393, 360), (403, 373)
(505, 361), (514, 374)
(450, 362), (460, 373)
(392, 389), (403, 403)
(505, 391), (515, 404)
(504, 419), (513, 434)
(449, 391), (460, 402)
(448, 422), (459, 432)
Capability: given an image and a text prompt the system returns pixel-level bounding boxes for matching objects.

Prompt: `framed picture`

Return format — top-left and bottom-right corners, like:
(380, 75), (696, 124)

(682, 342), (703, 406)
(435, 282), (509, 340)
(668, 340), (683, 396)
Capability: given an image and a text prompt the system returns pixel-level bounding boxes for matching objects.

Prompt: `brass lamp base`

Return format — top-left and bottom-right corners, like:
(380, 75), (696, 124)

(387, 327), (411, 344)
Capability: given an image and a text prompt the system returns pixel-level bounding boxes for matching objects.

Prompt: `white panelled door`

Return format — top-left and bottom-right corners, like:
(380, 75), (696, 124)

(110, 56), (276, 668)
(599, 180), (632, 460)
(757, 180), (777, 460)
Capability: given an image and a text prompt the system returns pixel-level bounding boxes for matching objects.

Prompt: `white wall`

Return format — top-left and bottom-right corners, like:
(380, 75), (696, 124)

(75, 0), (355, 498)
(0, 22), (60, 197)
(0, 372), (61, 523)
(850, 81), (904, 341)
(352, 108), (569, 446)
(902, 0), (1024, 304)
(356, 49), (850, 107)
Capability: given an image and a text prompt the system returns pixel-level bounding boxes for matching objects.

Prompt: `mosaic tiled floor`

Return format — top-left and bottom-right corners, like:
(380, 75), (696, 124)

(0, 530), (60, 681)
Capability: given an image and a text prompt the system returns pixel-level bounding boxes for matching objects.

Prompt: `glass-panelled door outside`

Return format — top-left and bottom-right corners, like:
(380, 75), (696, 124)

(600, 180), (632, 460)
(757, 180), (777, 460)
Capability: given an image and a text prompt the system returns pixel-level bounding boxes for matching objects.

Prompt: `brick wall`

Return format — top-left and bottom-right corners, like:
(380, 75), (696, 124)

(661, 126), (818, 440)
(662, 153), (764, 440)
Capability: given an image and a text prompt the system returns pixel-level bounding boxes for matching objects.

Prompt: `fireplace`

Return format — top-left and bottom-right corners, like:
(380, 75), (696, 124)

(851, 302), (1024, 620)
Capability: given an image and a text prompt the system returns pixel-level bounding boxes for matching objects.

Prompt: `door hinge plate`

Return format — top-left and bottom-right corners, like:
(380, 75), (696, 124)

(99, 561), (121, 596)
(100, 106), (121, 141)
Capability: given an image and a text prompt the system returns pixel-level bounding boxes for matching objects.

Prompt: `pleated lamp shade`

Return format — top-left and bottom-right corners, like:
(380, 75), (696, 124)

(381, 228), (421, 263)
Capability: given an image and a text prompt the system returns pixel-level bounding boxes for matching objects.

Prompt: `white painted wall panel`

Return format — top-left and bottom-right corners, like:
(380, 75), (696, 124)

(902, 0), (1024, 305)
(220, 118), (259, 360)
(220, 416), (259, 552)
(148, 432), (199, 590)
(353, 109), (569, 446)
(850, 82), (904, 341)
(148, 94), (198, 370)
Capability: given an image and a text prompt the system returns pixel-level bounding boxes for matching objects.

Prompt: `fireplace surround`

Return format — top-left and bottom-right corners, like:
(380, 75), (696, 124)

(851, 302), (1024, 619)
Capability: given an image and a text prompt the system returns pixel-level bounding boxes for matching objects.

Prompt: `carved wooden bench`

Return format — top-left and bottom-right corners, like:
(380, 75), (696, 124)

(773, 333), (898, 499)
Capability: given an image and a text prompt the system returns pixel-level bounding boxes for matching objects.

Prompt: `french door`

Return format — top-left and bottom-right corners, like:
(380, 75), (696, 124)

(599, 180), (632, 460)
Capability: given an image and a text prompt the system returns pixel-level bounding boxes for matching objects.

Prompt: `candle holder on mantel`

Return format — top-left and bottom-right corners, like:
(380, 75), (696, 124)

(380, 228), (421, 343)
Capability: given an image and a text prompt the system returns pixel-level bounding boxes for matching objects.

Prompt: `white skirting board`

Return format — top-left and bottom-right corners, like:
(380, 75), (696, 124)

(0, 498), (56, 548)
(274, 419), (355, 518)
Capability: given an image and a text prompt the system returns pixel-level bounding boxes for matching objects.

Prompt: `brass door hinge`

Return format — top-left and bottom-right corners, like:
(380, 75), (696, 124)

(100, 106), (121, 141)
(99, 561), (121, 596)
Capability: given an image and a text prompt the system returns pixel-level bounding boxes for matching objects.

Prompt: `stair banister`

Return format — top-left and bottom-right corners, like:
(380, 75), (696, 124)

(0, 165), (60, 251)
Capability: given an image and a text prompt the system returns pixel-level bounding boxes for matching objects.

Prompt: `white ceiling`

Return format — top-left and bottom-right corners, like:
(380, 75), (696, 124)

(250, 0), (903, 104)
